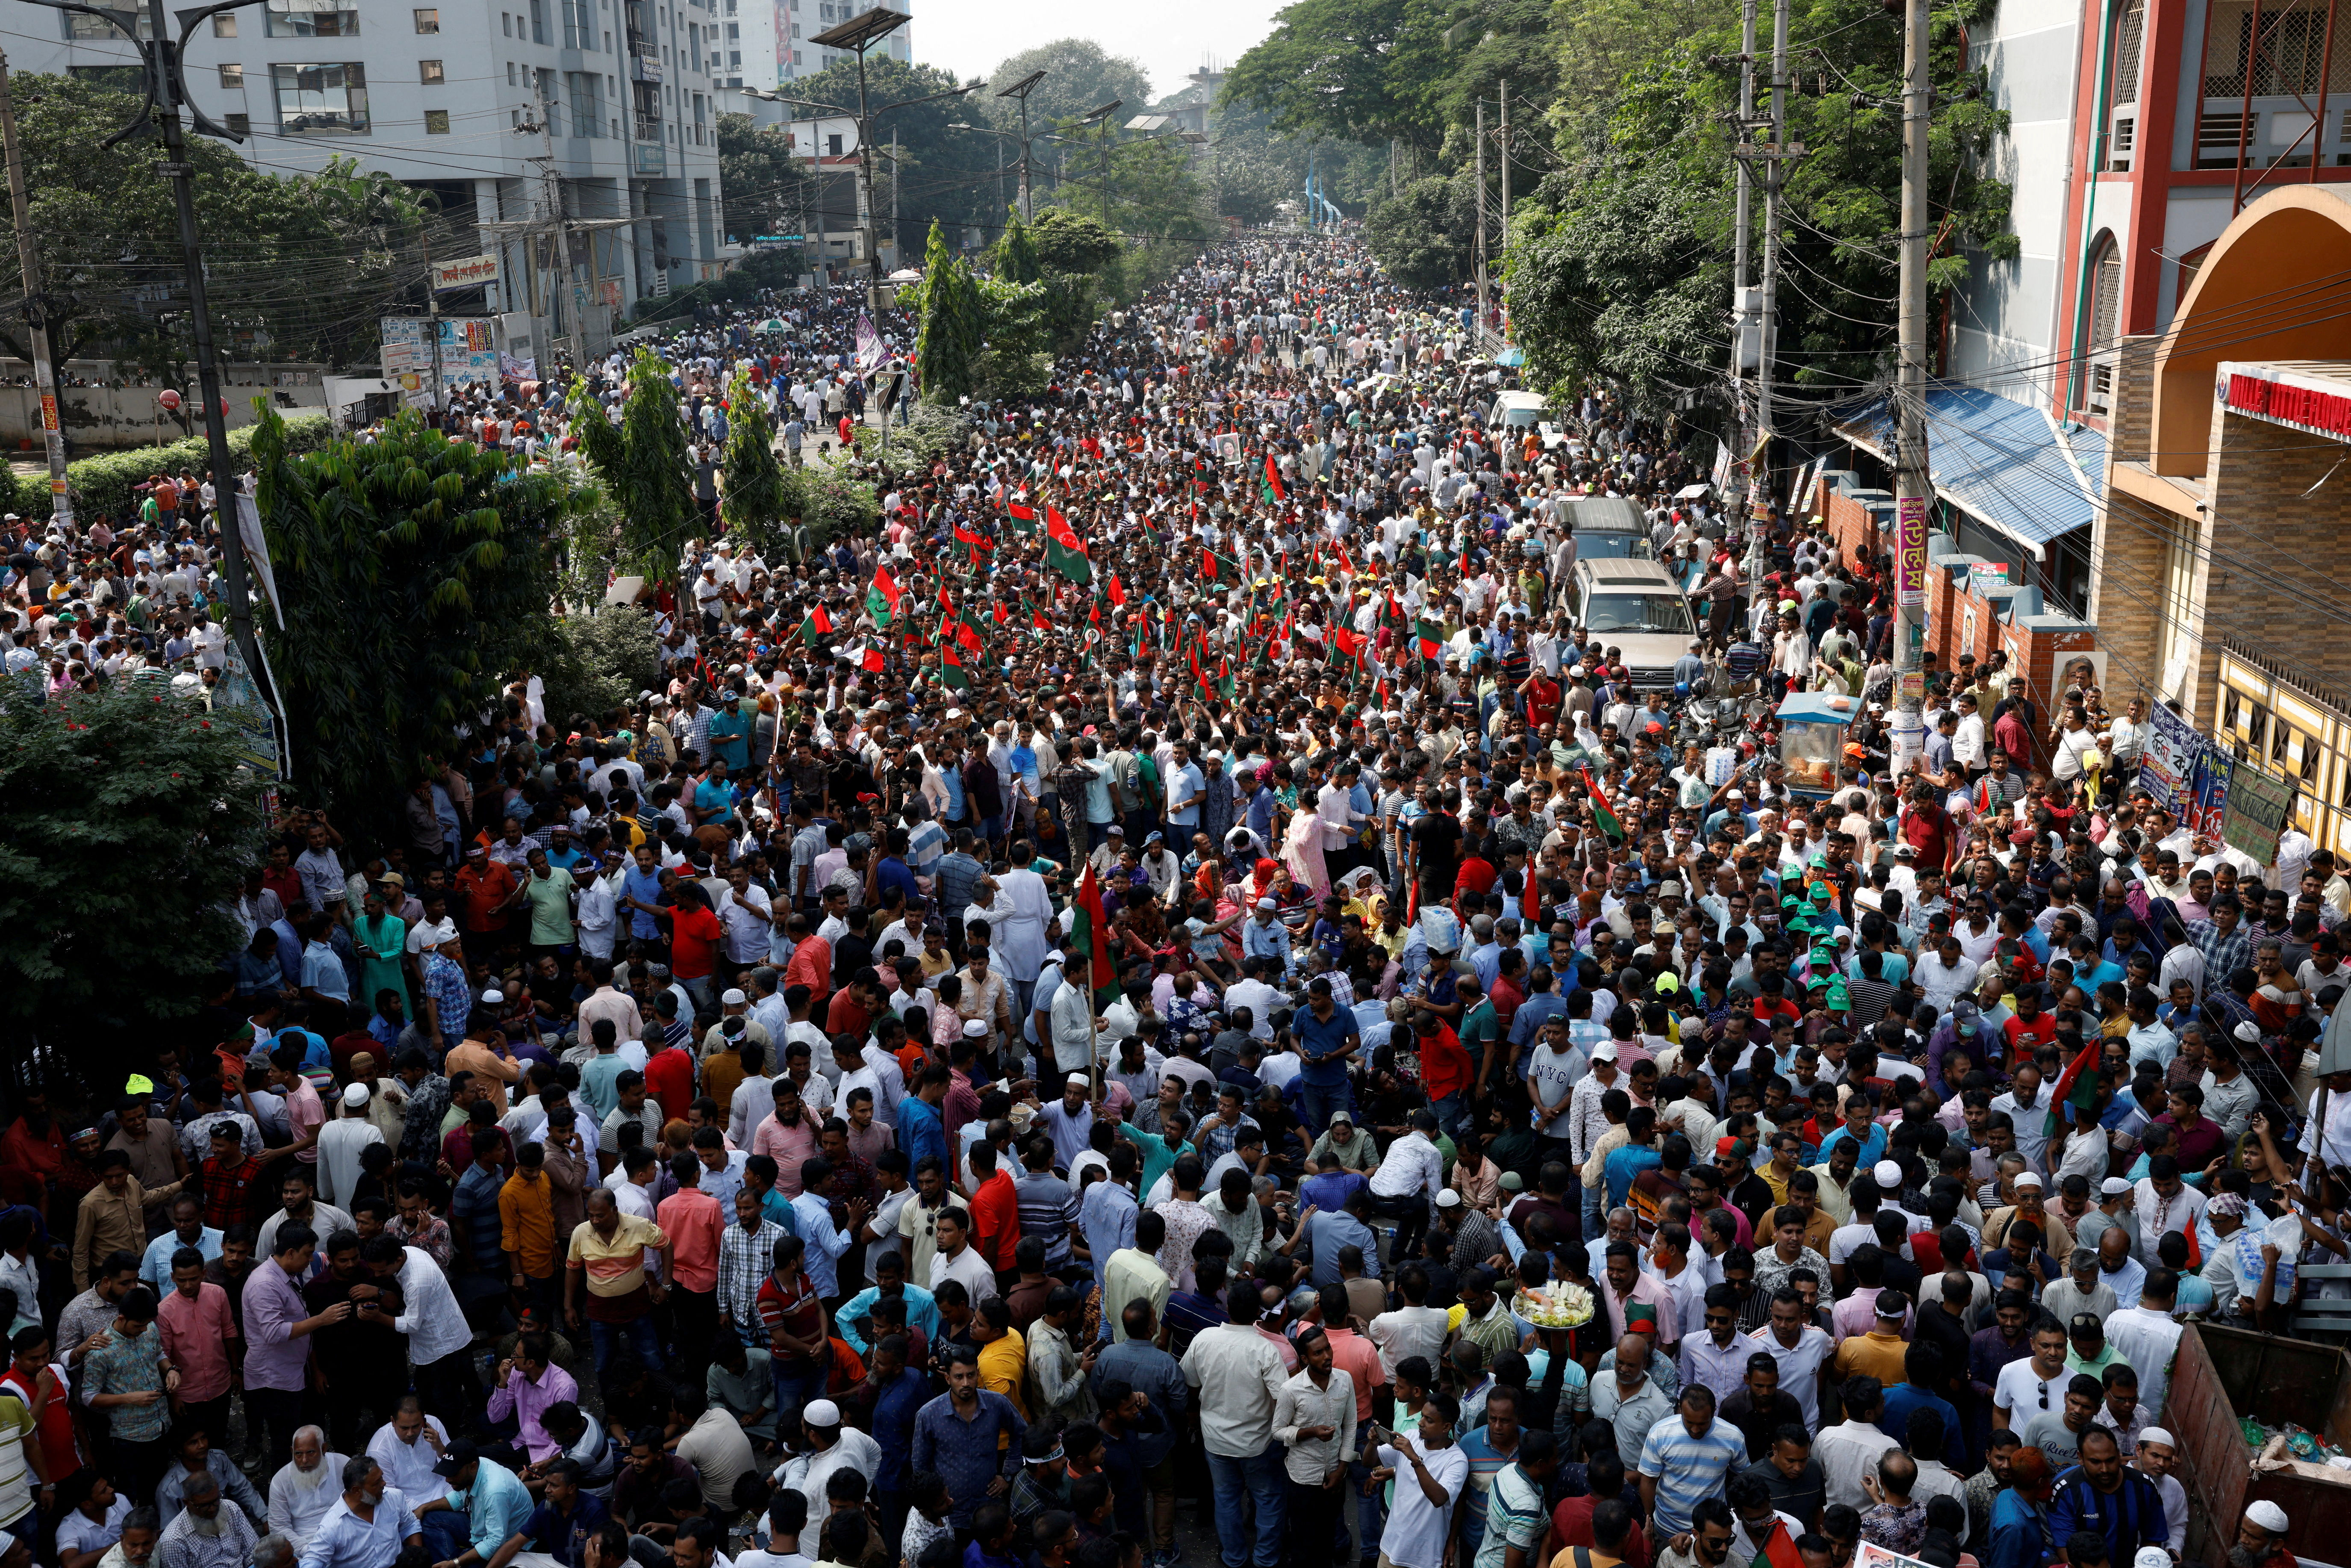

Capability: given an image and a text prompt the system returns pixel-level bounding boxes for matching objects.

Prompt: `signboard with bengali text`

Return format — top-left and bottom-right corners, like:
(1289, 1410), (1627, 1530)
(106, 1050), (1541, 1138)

(2224, 762), (2293, 866)
(1896, 494), (1927, 609)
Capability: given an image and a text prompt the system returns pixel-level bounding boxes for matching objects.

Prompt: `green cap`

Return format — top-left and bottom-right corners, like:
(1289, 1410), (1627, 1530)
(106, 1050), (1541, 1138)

(1825, 977), (1852, 1010)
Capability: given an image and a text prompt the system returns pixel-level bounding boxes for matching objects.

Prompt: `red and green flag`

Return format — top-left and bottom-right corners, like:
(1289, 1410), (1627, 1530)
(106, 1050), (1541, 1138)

(1415, 617), (1446, 663)
(1580, 766), (1626, 843)
(954, 522), (994, 560)
(940, 638), (972, 691)
(1071, 864), (1119, 1004)
(859, 643), (885, 673)
(1108, 573), (1128, 608)
(2046, 1037), (2103, 1139)
(1044, 505), (1092, 584)
(866, 564), (903, 626)
(1260, 454), (1285, 504)
(1750, 1521), (1803, 1568)
(799, 605), (834, 646)
(1006, 502), (1039, 535)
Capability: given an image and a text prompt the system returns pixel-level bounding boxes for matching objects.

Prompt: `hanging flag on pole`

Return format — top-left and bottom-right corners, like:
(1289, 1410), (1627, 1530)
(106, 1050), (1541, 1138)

(1072, 865), (1120, 1004)
(1580, 766), (1626, 843)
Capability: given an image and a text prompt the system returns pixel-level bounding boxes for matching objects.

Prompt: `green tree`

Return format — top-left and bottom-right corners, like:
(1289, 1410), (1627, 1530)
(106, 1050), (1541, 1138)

(529, 605), (662, 728)
(993, 206), (1043, 283)
(250, 407), (566, 852)
(1220, 0), (1449, 150)
(719, 368), (787, 548)
(914, 222), (984, 403)
(718, 112), (807, 245)
(982, 39), (1155, 133)
(1508, 0), (2014, 400)
(1365, 173), (1479, 289)
(1031, 209), (1123, 274)
(566, 348), (698, 580)
(0, 77), (427, 388)
(0, 681), (268, 1080)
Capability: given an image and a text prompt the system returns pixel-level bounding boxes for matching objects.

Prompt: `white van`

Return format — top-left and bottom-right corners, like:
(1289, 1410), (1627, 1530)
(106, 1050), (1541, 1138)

(1568, 557), (1700, 688)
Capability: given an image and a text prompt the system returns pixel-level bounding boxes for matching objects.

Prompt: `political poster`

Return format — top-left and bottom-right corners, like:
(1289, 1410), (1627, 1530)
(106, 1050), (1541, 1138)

(2224, 763), (2295, 867)
(2138, 701), (2206, 819)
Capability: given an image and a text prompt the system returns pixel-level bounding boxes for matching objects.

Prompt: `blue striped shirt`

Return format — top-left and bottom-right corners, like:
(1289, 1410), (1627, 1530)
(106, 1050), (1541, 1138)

(1635, 1412), (1748, 1534)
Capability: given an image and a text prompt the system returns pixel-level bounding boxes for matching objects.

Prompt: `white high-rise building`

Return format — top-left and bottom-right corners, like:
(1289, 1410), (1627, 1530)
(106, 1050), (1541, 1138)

(12, 0), (729, 355)
(716, 0), (908, 93)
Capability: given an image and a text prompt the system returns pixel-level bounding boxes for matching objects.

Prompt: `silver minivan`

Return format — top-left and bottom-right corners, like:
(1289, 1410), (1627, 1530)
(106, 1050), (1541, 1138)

(1568, 557), (1700, 687)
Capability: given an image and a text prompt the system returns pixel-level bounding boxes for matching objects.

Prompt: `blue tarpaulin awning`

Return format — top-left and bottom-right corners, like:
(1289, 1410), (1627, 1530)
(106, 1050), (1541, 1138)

(1834, 381), (2105, 557)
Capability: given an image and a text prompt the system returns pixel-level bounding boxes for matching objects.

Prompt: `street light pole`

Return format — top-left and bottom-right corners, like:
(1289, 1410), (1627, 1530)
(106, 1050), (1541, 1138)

(799, 7), (977, 309)
(994, 68), (1045, 224)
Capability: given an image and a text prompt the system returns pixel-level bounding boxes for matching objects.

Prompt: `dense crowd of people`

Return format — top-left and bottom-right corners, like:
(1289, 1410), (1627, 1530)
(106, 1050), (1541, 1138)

(3, 232), (2344, 1568)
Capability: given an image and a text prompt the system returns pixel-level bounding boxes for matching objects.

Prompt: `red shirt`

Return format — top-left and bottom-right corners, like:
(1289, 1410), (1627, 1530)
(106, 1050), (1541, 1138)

(669, 904), (724, 981)
(643, 1046), (696, 1125)
(968, 1168), (1021, 1272)
(0, 1366), (78, 1482)
(1421, 1023), (1473, 1101)
(261, 866), (304, 910)
(2003, 1011), (2057, 1062)
(1525, 676), (1562, 730)
(1454, 855), (1498, 897)
(456, 861), (519, 933)
(824, 987), (870, 1039)
(1901, 802), (1953, 869)
(1553, 1495), (1653, 1568)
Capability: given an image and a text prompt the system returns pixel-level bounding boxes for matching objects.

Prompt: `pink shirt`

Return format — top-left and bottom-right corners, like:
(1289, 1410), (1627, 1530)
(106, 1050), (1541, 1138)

(286, 1081), (324, 1164)
(752, 1113), (820, 1197)
(655, 1187), (725, 1293)
(156, 1282), (238, 1403)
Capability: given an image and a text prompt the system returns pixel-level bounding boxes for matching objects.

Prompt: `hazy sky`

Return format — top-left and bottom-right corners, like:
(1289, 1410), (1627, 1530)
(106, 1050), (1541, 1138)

(910, 0), (1283, 104)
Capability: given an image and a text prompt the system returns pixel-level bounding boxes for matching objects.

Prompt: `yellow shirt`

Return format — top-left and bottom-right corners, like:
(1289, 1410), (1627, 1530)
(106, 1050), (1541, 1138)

(978, 1326), (1029, 1422)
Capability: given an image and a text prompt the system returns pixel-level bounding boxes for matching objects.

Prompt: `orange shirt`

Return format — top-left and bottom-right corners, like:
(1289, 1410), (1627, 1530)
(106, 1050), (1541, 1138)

(783, 935), (831, 1006)
(654, 1186), (725, 1293)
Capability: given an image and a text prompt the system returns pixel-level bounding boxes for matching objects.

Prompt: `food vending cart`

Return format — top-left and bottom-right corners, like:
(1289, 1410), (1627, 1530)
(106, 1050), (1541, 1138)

(1774, 690), (1861, 798)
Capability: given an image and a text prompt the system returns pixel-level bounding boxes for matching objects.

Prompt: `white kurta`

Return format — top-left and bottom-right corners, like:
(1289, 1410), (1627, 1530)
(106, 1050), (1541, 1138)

(992, 866), (1055, 984)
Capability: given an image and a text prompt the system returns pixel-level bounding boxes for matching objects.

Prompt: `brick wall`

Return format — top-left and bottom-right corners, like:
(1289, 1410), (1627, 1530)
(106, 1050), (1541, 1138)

(2202, 408), (2351, 700)
(1817, 471), (1894, 569)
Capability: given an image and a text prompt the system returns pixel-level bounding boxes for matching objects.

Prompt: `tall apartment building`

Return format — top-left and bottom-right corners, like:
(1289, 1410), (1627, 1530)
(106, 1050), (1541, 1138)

(17, 0), (729, 358)
(716, 0), (910, 94)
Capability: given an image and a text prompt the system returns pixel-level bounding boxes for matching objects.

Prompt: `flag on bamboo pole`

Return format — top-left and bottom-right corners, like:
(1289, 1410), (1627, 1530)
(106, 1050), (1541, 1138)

(953, 522), (994, 553)
(940, 638), (972, 691)
(1108, 573), (1128, 608)
(1007, 502), (1040, 535)
(799, 606), (834, 646)
(1261, 454), (1285, 504)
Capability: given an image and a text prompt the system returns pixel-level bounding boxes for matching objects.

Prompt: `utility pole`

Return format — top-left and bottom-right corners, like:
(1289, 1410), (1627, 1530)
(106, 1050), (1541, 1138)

(1756, 0), (1788, 489)
(1891, 0), (1932, 769)
(995, 69), (1044, 224)
(890, 126), (899, 268)
(0, 53), (70, 528)
(144, 0), (263, 695)
(1474, 97), (1488, 329)
(1498, 79), (1510, 227)
(419, 218), (445, 425)
(1731, 0), (1760, 601)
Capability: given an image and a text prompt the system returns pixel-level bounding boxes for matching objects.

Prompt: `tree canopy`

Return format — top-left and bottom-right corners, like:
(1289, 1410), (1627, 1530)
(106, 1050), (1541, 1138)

(0, 76), (427, 383)
(982, 39), (1155, 133)
(0, 681), (268, 1082)
(718, 112), (806, 246)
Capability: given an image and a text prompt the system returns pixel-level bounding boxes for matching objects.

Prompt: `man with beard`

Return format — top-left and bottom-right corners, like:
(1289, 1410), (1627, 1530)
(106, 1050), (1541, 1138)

(297, 1457), (424, 1568)
(267, 1428), (347, 1551)
(153, 1472), (256, 1568)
